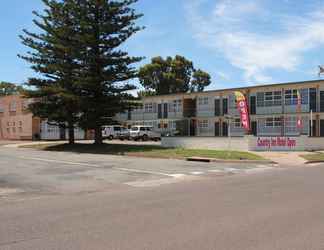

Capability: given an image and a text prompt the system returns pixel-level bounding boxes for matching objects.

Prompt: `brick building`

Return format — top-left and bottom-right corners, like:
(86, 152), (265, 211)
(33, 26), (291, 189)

(0, 95), (40, 140)
(0, 95), (85, 140)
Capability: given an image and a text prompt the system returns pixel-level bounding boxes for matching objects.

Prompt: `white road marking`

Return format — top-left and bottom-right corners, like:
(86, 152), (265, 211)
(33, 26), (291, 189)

(245, 166), (274, 174)
(208, 169), (223, 173)
(18, 157), (186, 178)
(190, 171), (204, 175)
(114, 167), (183, 177)
(19, 156), (99, 167)
(169, 174), (187, 178)
(224, 167), (241, 172)
(125, 178), (183, 187)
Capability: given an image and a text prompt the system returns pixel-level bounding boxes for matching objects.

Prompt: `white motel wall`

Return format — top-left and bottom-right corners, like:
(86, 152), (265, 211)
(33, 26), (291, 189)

(162, 136), (324, 152)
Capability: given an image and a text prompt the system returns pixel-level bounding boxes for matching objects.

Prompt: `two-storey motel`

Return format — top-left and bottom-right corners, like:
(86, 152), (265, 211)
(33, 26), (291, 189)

(116, 80), (324, 140)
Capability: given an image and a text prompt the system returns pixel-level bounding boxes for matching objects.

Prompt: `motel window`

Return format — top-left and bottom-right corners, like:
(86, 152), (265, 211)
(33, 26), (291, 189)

(285, 89), (298, 105)
(285, 117), (297, 133)
(168, 121), (177, 130)
(199, 120), (209, 128)
(257, 93), (264, 107)
(265, 117), (282, 127)
(233, 118), (241, 128)
(198, 120), (209, 133)
(285, 89), (308, 105)
(9, 101), (17, 112)
(144, 103), (153, 113)
(257, 91), (282, 107)
(170, 100), (182, 112)
(198, 97), (209, 106)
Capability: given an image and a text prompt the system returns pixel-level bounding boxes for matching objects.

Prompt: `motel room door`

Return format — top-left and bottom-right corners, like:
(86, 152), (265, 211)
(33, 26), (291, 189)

(215, 122), (220, 136)
(251, 121), (257, 136)
(190, 120), (196, 136)
(222, 122), (228, 137)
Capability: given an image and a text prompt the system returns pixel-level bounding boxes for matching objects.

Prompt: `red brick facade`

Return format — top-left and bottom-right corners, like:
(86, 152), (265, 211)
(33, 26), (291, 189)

(0, 95), (40, 140)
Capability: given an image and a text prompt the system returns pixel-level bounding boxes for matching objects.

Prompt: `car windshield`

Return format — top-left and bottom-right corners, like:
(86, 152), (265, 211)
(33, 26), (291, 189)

(131, 127), (139, 131)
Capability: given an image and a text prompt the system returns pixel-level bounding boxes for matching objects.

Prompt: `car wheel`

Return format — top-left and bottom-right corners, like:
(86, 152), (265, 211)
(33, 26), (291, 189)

(142, 134), (148, 141)
(108, 135), (113, 140)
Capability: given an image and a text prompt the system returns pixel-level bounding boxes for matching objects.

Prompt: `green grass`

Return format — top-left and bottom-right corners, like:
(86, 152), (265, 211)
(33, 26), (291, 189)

(300, 153), (324, 162)
(22, 143), (265, 161)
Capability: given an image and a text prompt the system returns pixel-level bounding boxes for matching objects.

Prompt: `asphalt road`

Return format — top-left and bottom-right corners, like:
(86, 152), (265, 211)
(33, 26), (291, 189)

(1, 147), (324, 249)
(0, 146), (269, 198)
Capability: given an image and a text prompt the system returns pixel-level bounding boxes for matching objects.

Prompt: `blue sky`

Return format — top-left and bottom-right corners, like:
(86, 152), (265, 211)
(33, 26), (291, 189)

(2, 0), (324, 91)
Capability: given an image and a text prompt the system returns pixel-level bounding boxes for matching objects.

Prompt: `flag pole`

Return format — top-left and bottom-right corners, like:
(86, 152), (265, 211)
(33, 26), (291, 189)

(310, 109), (313, 137)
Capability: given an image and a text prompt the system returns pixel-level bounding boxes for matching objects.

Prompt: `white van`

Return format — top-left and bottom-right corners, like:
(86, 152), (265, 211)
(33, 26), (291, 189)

(129, 126), (161, 141)
(102, 125), (128, 140)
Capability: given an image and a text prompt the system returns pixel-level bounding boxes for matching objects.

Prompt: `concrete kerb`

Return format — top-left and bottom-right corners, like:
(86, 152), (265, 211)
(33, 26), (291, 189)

(186, 157), (276, 165)
(3, 141), (67, 148)
(305, 160), (324, 165)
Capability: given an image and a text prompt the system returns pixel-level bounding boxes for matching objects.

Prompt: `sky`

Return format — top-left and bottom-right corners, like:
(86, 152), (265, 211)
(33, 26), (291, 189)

(1, 0), (324, 91)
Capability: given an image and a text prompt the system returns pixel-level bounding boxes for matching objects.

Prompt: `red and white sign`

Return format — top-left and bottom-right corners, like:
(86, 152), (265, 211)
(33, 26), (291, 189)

(256, 137), (297, 150)
(234, 91), (250, 131)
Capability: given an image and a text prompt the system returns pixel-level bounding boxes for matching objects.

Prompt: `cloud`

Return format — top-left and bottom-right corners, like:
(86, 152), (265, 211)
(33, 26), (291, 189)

(217, 71), (230, 80)
(185, 0), (324, 83)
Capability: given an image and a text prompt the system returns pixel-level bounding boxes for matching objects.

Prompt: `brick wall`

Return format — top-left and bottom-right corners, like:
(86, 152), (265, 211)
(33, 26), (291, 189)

(0, 95), (39, 140)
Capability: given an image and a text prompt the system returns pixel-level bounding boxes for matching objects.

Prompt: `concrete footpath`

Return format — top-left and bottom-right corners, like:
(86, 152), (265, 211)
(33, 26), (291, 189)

(254, 151), (311, 167)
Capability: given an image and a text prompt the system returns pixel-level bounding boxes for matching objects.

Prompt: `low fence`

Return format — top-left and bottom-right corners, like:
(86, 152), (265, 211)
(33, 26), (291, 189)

(162, 135), (324, 152)
(161, 136), (250, 151)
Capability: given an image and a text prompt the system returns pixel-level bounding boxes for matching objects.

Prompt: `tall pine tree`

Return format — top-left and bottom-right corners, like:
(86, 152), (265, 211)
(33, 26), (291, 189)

(73, 0), (144, 144)
(19, 0), (81, 144)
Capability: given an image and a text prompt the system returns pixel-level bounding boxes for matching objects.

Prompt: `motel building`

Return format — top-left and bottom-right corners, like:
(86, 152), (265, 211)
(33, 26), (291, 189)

(115, 80), (324, 151)
(0, 95), (85, 141)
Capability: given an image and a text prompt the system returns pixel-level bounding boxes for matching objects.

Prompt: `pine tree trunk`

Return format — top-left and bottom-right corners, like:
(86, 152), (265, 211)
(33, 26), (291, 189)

(68, 124), (75, 145)
(94, 126), (103, 144)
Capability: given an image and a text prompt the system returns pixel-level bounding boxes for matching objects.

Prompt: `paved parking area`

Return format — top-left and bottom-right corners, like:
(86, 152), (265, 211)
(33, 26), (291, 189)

(0, 145), (275, 201)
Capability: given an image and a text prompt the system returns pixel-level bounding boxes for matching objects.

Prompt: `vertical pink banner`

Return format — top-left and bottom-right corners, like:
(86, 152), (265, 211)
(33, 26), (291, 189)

(234, 91), (250, 131)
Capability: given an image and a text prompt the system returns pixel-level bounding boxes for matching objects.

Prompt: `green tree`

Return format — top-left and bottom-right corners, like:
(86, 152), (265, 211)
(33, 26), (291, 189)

(0, 82), (23, 96)
(138, 55), (211, 95)
(191, 69), (211, 92)
(19, 0), (82, 144)
(73, 0), (144, 144)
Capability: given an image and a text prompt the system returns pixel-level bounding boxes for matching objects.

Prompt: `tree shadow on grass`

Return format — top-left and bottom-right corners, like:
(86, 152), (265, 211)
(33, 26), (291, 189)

(44, 143), (169, 155)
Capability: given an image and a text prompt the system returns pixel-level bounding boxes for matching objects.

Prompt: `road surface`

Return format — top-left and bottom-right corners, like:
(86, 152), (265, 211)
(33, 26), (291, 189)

(0, 147), (323, 249)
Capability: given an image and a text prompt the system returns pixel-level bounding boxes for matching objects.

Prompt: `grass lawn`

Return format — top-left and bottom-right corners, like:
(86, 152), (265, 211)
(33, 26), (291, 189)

(22, 143), (265, 161)
(300, 153), (324, 162)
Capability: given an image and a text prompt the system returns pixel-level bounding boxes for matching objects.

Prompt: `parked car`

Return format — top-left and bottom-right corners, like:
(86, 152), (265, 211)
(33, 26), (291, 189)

(129, 126), (161, 141)
(118, 128), (130, 140)
(102, 125), (128, 140)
